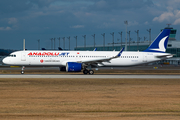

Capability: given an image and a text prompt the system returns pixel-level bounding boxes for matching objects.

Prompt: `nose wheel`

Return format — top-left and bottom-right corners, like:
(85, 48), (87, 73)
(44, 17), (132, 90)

(21, 71), (24, 74)
(21, 66), (25, 74)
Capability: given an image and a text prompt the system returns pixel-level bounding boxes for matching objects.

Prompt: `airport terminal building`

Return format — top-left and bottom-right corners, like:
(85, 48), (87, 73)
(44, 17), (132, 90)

(75, 26), (180, 65)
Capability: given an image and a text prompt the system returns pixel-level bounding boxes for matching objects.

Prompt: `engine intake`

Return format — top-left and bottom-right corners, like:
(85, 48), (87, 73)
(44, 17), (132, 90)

(66, 62), (82, 72)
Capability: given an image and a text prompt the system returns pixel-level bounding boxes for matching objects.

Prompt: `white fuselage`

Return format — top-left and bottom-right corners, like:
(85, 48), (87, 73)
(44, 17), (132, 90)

(2, 50), (172, 67)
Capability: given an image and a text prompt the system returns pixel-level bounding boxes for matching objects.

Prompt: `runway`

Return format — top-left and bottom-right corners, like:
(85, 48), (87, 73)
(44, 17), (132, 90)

(0, 74), (180, 79)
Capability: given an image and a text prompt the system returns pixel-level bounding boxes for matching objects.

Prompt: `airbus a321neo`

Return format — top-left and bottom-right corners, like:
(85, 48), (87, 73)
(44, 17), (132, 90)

(3, 29), (173, 74)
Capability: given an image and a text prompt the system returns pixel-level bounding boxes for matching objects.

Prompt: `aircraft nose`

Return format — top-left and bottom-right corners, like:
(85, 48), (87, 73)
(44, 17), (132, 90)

(2, 57), (8, 65)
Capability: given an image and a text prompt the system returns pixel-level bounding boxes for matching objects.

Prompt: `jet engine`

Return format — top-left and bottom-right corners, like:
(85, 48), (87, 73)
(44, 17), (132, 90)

(66, 62), (82, 72)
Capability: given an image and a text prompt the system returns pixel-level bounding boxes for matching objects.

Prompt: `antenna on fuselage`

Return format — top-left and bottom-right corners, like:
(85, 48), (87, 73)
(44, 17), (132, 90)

(23, 39), (25, 51)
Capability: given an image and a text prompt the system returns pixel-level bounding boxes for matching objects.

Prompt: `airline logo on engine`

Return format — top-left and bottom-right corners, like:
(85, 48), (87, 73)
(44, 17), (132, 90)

(28, 52), (69, 56)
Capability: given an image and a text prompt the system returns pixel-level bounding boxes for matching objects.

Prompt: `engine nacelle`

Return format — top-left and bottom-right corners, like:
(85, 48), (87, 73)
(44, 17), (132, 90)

(66, 62), (82, 72)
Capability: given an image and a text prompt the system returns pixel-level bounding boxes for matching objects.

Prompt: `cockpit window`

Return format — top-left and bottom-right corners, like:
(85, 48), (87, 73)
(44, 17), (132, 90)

(8, 54), (16, 57)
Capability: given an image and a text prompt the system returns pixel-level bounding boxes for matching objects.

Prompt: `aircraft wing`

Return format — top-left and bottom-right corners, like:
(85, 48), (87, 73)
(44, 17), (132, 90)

(155, 54), (173, 59)
(78, 48), (124, 64)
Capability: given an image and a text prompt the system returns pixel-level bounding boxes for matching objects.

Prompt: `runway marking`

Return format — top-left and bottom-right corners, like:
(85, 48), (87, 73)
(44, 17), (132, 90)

(0, 74), (180, 79)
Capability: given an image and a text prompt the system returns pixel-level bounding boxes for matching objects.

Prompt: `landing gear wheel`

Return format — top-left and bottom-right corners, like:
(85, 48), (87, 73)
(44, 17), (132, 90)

(89, 70), (94, 75)
(21, 71), (24, 74)
(21, 66), (25, 74)
(60, 67), (66, 71)
(83, 69), (89, 74)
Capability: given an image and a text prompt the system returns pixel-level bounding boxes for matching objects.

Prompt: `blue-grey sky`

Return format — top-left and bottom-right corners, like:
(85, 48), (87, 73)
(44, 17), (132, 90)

(0, 0), (180, 50)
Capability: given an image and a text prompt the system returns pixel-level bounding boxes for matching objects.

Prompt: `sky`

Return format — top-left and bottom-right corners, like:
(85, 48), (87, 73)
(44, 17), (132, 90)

(0, 0), (180, 50)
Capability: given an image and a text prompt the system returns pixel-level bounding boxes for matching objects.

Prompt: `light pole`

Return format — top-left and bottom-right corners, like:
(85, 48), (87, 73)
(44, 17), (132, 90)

(53, 38), (56, 50)
(92, 34), (95, 48)
(127, 31), (131, 50)
(50, 38), (53, 50)
(110, 32), (114, 50)
(124, 20), (128, 51)
(101, 33), (105, 51)
(74, 36), (77, 50)
(37, 39), (40, 50)
(67, 36), (70, 50)
(62, 37), (65, 50)
(147, 29), (151, 45)
(144, 37), (147, 41)
(82, 35), (86, 50)
(135, 30), (139, 51)
(118, 32), (123, 49)
(57, 37), (60, 48)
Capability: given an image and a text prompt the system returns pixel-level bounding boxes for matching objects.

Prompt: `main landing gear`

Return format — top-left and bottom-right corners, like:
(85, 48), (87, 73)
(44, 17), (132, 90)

(21, 66), (25, 74)
(83, 69), (94, 75)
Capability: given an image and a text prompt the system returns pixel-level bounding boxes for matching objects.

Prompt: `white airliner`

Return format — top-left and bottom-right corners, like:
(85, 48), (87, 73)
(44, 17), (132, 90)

(3, 29), (173, 74)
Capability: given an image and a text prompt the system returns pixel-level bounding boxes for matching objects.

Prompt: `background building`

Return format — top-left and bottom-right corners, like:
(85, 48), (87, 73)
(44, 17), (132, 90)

(75, 26), (180, 65)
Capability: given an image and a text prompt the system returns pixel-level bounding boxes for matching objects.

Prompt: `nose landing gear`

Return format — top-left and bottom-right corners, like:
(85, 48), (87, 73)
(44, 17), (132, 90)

(21, 66), (25, 74)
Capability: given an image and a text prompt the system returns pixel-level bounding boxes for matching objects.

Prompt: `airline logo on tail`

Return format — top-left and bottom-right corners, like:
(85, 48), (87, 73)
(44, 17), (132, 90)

(143, 29), (171, 53)
(150, 36), (168, 52)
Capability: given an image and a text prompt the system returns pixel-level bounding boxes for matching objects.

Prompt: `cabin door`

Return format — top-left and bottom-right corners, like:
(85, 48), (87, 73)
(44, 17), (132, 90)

(21, 52), (26, 61)
(143, 54), (147, 62)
